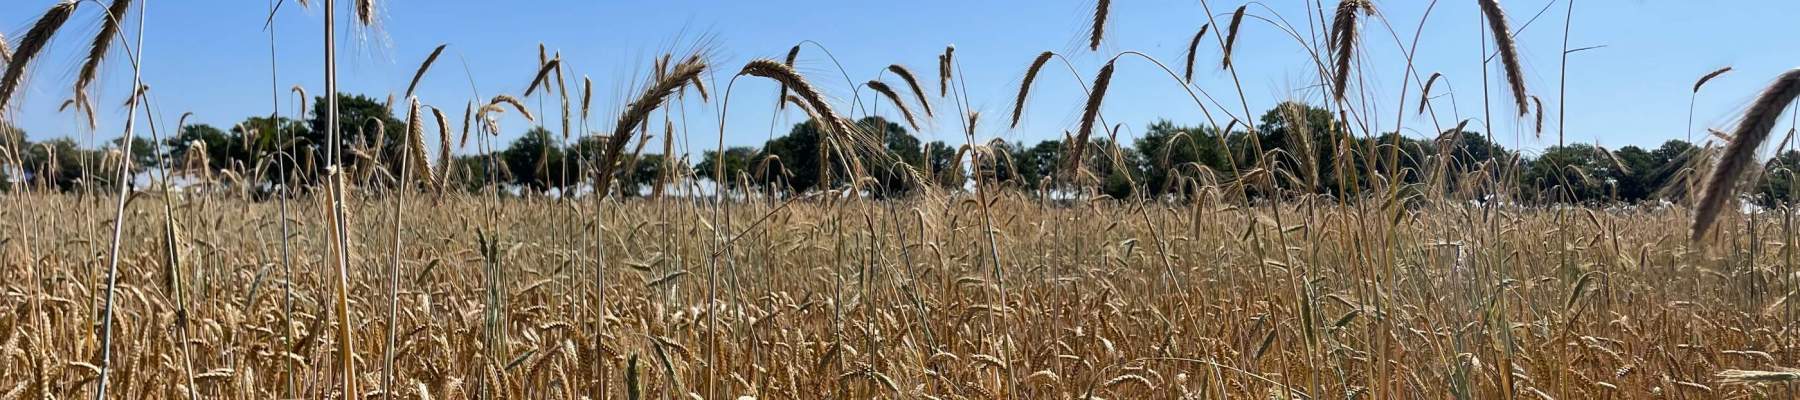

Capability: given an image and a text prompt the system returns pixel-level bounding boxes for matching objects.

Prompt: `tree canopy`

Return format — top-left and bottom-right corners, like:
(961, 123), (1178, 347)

(4, 95), (1791, 207)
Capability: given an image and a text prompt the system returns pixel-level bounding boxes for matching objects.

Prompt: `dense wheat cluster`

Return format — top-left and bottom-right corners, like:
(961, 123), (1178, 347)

(5, 192), (1800, 399)
(5, 0), (1800, 399)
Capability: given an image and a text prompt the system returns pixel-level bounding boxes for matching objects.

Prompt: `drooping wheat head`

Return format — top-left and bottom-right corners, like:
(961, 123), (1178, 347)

(1478, 0), (1530, 115)
(886, 64), (932, 117)
(1329, 0), (1370, 102)
(1693, 68), (1800, 240)
(1090, 0), (1111, 51)
(1011, 51), (1054, 129)
(1070, 61), (1116, 178)
(1419, 72), (1443, 114)
(403, 43), (447, 99)
(1694, 66), (1732, 93)
(74, 0), (134, 110)
(866, 80), (920, 130)
(0, 1), (79, 113)
(1222, 5), (1247, 69)
(1184, 24), (1210, 83)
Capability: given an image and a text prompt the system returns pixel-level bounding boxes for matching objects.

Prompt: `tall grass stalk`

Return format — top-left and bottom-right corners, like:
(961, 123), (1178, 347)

(93, 2), (148, 398)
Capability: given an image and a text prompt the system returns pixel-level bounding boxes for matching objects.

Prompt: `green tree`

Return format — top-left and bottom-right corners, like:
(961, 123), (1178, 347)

(304, 93), (403, 181)
(924, 140), (962, 190)
(1135, 120), (1232, 197)
(1257, 102), (1332, 189)
(1427, 130), (1515, 197)
(1757, 150), (1800, 206)
(978, 140), (1035, 188)
(1367, 132), (1430, 185)
(758, 116), (922, 196)
(1024, 139), (1065, 191)
(1520, 144), (1615, 203)
(870, 117), (925, 196)
(760, 119), (830, 192)
(625, 153), (669, 197)
(165, 124), (243, 175)
(500, 127), (569, 192)
(238, 116), (309, 157)
(106, 135), (157, 169)
(452, 154), (504, 192)
(1645, 140), (1701, 201)
(21, 138), (95, 191)
(696, 147), (757, 192)
(1079, 138), (1143, 199)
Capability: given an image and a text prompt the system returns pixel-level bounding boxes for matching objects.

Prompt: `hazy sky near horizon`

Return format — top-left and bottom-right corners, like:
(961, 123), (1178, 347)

(4, 0), (1799, 158)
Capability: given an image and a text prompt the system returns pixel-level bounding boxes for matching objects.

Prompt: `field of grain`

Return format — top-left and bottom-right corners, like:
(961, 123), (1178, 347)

(7, 0), (1800, 399)
(3, 191), (1797, 399)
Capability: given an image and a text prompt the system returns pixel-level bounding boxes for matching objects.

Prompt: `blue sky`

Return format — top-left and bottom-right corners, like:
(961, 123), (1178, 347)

(5, 0), (1800, 159)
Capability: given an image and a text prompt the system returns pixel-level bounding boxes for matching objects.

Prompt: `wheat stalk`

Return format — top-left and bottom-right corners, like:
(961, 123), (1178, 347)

(580, 75), (594, 121)
(292, 84), (308, 115)
(1718, 368), (1800, 385)
(1532, 95), (1545, 136)
(380, 99), (420, 399)
(741, 59), (850, 138)
(93, 1), (146, 398)
(459, 101), (473, 148)
(490, 94), (535, 122)
(1689, 67), (1731, 143)
(556, 52), (572, 144)
(405, 99), (437, 190)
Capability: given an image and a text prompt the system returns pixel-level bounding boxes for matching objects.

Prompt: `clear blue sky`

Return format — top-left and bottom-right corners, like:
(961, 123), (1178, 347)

(6, 0), (1799, 159)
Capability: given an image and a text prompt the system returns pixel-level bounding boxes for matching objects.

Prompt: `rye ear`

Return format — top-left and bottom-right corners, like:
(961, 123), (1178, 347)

(0, 1), (79, 112)
(1693, 69), (1800, 240)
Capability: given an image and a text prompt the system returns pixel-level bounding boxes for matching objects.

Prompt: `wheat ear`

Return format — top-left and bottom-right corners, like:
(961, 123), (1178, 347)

(0, 1), (78, 112)
(886, 64), (932, 117)
(1693, 68), (1800, 240)
(1478, 0), (1530, 115)
(1070, 61), (1116, 177)
(403, 44), (447, 98)
(867, 80), (920, 130)
(1011, 51), (1054, 129)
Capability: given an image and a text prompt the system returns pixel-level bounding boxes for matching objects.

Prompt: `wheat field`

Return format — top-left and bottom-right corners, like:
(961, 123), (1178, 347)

(2, 191), (1795, 399)
(5, 0), (1800, 399)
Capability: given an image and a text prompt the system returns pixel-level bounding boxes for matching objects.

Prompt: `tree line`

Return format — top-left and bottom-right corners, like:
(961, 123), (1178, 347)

(3, 94), (1793, 205)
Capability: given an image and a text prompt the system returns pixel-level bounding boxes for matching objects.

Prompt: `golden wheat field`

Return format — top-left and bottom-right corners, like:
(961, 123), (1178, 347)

(10, 0), (1800, 399)
(2, 191), (1798, 399)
